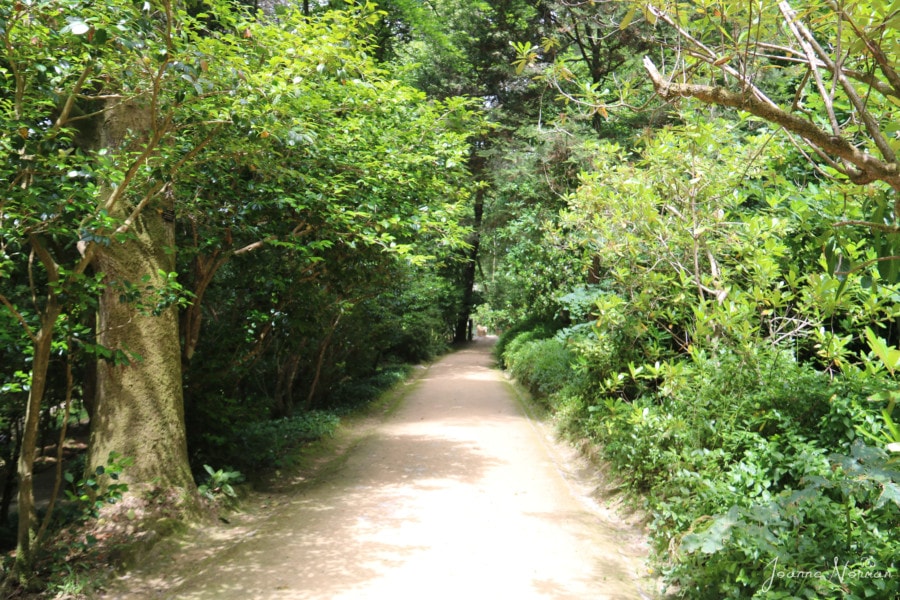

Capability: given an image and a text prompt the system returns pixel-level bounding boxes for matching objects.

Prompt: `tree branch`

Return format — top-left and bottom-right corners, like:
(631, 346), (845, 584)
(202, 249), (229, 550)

(833, 220), (900, 234)
(827, 0), (900, 97)
(779, 1), (896, 164)
(643, 57), (900, 192)
(0, 294), (36, 344)
(778, 1), (840, 135)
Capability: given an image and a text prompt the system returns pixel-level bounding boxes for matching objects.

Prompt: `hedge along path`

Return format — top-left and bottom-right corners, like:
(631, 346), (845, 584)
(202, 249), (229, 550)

(106, 338), (654, 599)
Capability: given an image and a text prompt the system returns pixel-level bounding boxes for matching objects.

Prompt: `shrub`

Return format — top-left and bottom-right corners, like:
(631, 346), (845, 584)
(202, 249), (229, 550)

(494, 318), (559, 365)
(533, 335), (900, 597)
(213, 411), (340, 473)
(505, 337), (574, 400)
(668, 441), (900, 598)
(327, 365), (410, 412)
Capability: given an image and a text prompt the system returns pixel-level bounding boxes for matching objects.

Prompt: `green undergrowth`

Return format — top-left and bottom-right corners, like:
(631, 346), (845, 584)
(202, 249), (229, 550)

(498, 325), (900, 599)
(191, 365), (412, 478)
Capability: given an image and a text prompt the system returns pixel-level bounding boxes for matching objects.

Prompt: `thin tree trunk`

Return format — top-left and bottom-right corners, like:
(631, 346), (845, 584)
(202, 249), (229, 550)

(304, 312), (342, 411)
(454, 185), (485, 343)
(273, 351), (303, 418)
(14, 302), (60, 578)
(181, 249), (228, 365)
(35, 354), (74, 545)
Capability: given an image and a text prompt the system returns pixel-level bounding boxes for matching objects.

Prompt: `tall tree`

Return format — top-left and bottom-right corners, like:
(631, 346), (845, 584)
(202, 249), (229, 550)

(3, 5), (477, 581)
(1, 0), (253, 573)
(538, 0), (654, 133)
(389, 0), (551, 340)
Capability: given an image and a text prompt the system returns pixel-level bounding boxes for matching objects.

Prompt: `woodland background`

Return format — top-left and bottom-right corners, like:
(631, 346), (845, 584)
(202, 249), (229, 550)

(2, 0), (899, 597)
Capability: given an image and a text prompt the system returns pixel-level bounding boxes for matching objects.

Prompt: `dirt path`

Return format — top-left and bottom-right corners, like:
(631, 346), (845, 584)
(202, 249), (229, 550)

(104, 339), (654, 599)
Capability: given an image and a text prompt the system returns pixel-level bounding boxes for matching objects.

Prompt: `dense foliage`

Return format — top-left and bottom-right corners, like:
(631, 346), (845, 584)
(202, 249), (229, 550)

(3, 0), (900, 596)
(492, 117), (900, 597)
(484, 2), (900, 595)
(1, 0), (475, 587)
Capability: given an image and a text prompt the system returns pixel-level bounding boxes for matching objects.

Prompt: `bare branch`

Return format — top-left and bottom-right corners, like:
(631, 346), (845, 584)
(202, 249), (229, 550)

(834, 255), (900, 276)
(779, 1), (896, 164)
(827, 0), (900, 97)
(833, 220), (900, 234)
(54, 65), (94, 130)
(777, 1), (840, 135)
(233, 239), (269, 255)
(643, 57), (900, 192)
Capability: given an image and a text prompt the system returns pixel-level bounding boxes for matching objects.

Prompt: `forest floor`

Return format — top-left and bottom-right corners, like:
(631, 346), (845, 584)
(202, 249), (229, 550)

(99, 338), (657, 599)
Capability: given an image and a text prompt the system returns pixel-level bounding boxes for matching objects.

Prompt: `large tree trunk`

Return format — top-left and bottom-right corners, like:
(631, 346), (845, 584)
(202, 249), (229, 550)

(89, 210), (194, 494)
(87, 100), (196, 503)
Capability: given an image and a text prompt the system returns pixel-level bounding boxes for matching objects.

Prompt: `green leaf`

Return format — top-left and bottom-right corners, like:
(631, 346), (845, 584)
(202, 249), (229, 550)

(865, 327), (900, 375)
(619, 7), (636, 30)
(681, 507), (741, 554)
(69, 21), (90, 35)
(875, 481), (900, 509)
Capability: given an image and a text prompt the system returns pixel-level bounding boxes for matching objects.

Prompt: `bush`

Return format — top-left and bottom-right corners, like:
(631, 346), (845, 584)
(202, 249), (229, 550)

(505, 336), (574, 400)
(666, 440), (900, 598)
(212, 411), (340, 474)
(327, 365), (410, 412)
(494, 318), (560, 366)
(521, 333), (900, 598)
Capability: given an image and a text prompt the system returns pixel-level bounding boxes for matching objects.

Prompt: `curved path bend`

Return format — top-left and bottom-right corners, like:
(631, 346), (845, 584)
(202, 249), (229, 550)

(107, 338), (652, 599)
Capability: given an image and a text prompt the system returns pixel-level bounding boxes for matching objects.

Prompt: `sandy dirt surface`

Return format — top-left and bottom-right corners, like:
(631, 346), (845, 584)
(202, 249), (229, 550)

(103, 338), (655, 599)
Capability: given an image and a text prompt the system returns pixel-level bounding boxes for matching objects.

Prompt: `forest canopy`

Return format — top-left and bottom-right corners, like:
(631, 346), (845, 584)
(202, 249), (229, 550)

(2, 0), (900, 596)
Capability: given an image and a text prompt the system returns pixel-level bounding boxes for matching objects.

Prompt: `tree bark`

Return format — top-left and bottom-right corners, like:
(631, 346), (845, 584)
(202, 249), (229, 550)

(454, 158), (486, 343)
(180, 250), (227, 365)
(273, 351), (303, 418)
(89, 209), (194, 494)
(13, 304), (59, 577)
(304, 312), (342, 411)
(87, 100), (196, 502)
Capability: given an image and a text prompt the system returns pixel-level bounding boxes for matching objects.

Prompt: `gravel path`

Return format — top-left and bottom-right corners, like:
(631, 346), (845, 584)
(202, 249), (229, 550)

(104, 338), (653, 599)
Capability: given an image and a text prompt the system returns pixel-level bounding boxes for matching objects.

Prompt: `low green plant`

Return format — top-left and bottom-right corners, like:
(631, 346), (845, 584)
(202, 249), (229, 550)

(505, 336), (573, 400)
(198, 465), (244, 504)
(494, 319), (560, 365)
(44, 563), (96, 598)
(63, 451), (133, 522)
(513, 323), (900, 597)
(218, 411), (341, 473)
(856, 390), (900, 454)
(329, 366), (411, 411)
(671, 440), (900, 598)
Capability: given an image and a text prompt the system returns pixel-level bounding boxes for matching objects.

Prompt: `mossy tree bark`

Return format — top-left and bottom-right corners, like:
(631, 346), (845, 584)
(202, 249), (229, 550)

(87, 100), (196, 504)
(89, 210), (195, 495)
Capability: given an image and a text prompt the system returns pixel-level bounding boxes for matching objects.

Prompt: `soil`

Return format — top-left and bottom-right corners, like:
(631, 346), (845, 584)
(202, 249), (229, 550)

(100, 338), (657, 599)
